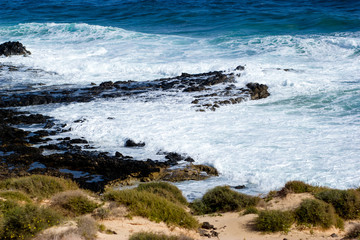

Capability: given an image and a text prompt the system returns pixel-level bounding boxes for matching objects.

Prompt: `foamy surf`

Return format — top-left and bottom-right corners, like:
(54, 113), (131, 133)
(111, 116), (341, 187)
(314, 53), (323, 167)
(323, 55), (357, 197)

(1, 22), (359, 199)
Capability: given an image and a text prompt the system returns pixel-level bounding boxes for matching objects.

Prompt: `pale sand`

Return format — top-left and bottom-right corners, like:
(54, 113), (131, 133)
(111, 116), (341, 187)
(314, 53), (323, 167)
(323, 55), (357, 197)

(39, 193), (360, 240)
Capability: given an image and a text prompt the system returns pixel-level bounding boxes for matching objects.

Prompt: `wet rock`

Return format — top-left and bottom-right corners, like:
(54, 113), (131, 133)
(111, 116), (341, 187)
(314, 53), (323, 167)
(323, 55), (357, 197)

(234, 185), (246, 189)
(0, 109), (171, 192)
(235, 65), (245, 71)
(124, 139), (145, 147)
(246, 82), (270, 100)
(115, 152), (124, 158)
(69, 138), (88, 144)
(0, 67), (269, 112)
(74, 118), (86, 123)
(183, 86), (206, 92)
(99, 81), (114, 89)
(165, 152), (183, 165)
(0, 41), (31, 56)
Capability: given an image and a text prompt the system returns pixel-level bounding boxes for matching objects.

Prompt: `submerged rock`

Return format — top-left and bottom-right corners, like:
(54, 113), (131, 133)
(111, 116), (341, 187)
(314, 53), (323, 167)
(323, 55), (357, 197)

(0, 41), (31, 56)
(124, 139), (145, 147)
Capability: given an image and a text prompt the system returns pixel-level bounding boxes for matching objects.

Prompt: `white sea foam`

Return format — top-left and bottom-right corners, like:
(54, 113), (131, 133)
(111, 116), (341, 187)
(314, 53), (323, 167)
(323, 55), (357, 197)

(27, 88), (360, 200)
(1, 23), (359, 92)
(3, 23), (360, 199)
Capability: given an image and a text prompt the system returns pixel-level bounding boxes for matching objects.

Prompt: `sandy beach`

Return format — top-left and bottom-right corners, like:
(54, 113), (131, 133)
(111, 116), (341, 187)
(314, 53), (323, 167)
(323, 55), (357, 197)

(38, 192), (360, 240)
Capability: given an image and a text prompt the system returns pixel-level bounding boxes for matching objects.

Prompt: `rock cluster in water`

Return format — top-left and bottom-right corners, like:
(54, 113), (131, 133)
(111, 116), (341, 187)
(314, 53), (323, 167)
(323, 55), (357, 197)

(0, 41), (31, 56)
(0, 108), (219, 191)
(0, 42), (270, 191)
(0, 67), (269, 111)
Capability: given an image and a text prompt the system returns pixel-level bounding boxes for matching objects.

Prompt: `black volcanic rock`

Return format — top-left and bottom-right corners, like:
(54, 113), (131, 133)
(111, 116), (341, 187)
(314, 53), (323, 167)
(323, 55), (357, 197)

(246, 82), (270, 100)
(125, 139), (145, 147)
(0, 67), (270, 112)
(0, 41), (31, 56)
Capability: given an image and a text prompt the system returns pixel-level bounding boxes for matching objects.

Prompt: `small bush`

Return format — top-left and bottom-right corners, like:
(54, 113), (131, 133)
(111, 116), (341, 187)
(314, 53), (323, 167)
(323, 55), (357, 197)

(345, 224), (360, 239)
(295, 199), (343, 229)
(0, 175), (78, 200)
(0, 202), (62, 239)
(129, 232), (193, 240)
(256, 210), (294, 233)
(243, 206), (259, 215)
(315, 189), (360, 219)
(51, 190), (99, 217)
(77, 216), (97, 240)
(136, 182), (188, 206)
(103, 189), (198, 229)
(284, 181), (315, 193)
(0, 190), (32, 203)
(191, 186), (259, 214)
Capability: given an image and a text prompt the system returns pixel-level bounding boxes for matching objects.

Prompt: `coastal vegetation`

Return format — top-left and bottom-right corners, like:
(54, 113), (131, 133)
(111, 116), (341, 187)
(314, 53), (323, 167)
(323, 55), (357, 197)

(0, 175), (359, 239)
(190, 186), (260, 214)
(50, 190), (100, 217)
(0, 201), (62, 239)
(255, 210), (294, 232)
(103, 189), (198, 229)
(315, 189), (360, 219)
(295, 199), (343, 229)
(136, 182), (188, 206)
(0, 175), (78, 200)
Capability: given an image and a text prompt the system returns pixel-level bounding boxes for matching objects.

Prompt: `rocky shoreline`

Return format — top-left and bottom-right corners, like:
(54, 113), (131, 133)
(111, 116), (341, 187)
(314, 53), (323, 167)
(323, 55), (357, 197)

(0, 41), (270, 192)
(0, 108), (221, 192)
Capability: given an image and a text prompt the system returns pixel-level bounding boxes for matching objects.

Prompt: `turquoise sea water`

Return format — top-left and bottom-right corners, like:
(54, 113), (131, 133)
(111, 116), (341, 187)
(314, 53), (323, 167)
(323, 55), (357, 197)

(2, 0), (360, 35)
(1, 0), (359, 199)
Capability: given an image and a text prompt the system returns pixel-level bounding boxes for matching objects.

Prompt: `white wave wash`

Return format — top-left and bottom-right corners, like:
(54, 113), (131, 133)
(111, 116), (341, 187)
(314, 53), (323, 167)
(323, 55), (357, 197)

(2, 23), (360, 199)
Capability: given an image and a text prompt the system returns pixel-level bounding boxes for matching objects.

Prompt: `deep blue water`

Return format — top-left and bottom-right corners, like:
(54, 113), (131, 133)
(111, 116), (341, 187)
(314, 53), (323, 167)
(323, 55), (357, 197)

(1, 0), (360, 37)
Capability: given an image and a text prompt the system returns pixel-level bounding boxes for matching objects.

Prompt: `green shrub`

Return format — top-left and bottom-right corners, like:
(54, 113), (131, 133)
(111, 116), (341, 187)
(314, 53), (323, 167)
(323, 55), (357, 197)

(0, 202), (62, 239)
(136, 182), (188, 206)
(0, 175), (78, 200)
(129, 232), (193, 240)
(190, 186), (259, 214)
(0, 199), (19, 212)
(315, 189), (360, 219)
(0, 190), (32, 203)
(295, 199), (343, 229)
(256, 210), (294, 233)
(51, 190), (99, 216)
(243, 206), (259, 215)
(0, 215), (4, 237)
(103, 189), (198, 229)
(284, 181), (315, 193)
(345, 224), (360, 239)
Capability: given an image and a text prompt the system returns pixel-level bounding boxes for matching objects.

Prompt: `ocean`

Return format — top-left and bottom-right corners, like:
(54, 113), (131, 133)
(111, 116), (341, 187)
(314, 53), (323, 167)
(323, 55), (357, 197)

(1, 0), (359, 200)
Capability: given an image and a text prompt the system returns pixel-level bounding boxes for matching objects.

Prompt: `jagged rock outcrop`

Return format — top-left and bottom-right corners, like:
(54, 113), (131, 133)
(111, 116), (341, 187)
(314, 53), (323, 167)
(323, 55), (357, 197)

(0, 41), (31, 56)
(246, 82), (270, 100)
